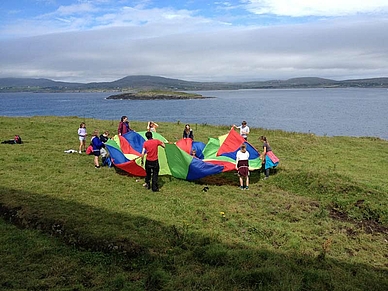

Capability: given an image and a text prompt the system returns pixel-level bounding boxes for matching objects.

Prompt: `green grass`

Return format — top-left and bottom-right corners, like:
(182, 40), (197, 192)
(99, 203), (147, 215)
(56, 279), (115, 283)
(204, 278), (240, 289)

(0, 116), (387, 290)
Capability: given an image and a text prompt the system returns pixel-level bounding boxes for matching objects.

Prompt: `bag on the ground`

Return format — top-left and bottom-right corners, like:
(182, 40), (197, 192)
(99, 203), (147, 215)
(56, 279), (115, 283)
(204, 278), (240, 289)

(1, 135), (22, 144)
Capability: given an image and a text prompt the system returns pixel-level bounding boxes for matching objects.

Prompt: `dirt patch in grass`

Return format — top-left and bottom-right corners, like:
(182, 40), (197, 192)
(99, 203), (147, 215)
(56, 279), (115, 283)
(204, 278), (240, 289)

(329, 208), (388, 235)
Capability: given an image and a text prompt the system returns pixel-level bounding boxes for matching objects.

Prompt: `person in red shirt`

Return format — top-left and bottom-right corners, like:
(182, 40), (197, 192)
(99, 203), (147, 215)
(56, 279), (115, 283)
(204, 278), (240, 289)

(141, 131), (165, 192)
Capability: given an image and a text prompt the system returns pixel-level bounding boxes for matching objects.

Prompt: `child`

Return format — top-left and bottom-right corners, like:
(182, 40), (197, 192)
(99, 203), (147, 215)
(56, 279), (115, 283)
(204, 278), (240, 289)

(99, 131), (110, 166)
(147, 121), (159, 132)
(233, 121), (250, 140)
(259, 136), (279, 179)
(118, 116), (131, 135)
(236, 143), (250, 190)
(183, 124), (194, 139)
(91, 130), (105, 169)
(77, 122), (87, 153)
(99, 131), (109, 143)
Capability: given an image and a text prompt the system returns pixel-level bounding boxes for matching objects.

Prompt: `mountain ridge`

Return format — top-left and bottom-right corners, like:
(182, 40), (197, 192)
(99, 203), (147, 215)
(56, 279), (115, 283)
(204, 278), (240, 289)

(1, 75), (388, 92)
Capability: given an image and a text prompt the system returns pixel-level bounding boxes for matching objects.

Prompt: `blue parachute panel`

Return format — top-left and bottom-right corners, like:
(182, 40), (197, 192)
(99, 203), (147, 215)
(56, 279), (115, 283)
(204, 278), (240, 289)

(122, 131), (145, 154)
(192, 141), (206, 159)
(186, 158), (224, 181)
(105, 144), (130, 164)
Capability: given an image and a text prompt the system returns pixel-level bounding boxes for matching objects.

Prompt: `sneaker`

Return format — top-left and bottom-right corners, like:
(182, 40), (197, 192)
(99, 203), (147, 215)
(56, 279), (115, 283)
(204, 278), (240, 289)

(240, 186), (244, 190)
(95, 165), (100, 169)
(263, 177), (269, 180)
(78, 151), (82, 154)
(245, 186), (249, 190)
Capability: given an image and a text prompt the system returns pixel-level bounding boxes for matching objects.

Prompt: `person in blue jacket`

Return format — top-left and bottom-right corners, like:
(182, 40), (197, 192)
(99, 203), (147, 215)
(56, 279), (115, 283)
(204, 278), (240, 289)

(91, 130), (105, 169)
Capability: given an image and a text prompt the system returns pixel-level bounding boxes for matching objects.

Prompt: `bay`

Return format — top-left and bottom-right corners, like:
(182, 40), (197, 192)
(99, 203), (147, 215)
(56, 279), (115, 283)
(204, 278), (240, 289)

(0, 88), (387, 140)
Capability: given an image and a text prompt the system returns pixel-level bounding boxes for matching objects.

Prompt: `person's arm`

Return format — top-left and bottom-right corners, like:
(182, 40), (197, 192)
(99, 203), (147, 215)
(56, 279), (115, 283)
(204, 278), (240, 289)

(262, 145), (267, 164)
(160, 142), (165, 148)
(118, 122), (122, 135)
(140, 147), (146, 165)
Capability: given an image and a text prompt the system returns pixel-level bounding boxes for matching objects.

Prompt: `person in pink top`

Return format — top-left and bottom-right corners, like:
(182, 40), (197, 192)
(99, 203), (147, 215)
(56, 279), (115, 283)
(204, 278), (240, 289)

(118, 116), (132, 135)
(141, 131), (165, 192)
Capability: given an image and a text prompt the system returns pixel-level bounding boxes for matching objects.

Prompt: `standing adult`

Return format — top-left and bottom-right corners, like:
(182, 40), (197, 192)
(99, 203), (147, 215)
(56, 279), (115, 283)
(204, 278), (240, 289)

(141, 131), (165, 192)
(183, 124), (194, 139)
(118, 116), (131, 135)
(233, 121), (250, 140)
(259, 136), (279, 179)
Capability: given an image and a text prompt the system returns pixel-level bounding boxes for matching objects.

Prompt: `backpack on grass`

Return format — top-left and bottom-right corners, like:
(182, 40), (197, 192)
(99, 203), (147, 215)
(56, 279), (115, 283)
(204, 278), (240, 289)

(14, 135), (22, 144)
(1, 135), (22, 144)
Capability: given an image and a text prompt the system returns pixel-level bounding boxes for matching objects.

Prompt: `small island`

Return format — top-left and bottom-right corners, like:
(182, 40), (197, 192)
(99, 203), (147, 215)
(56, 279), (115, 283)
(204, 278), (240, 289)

(106, 90), (212, 100)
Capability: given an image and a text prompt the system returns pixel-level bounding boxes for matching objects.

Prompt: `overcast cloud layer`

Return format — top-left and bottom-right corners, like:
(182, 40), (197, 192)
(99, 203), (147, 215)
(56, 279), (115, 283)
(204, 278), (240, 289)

(0, 0), (388, 83)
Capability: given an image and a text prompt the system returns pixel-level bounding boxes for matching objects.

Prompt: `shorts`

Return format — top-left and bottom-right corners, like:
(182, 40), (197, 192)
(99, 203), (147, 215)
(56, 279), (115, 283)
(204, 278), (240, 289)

(79, 136), (86, 141)
(237, 160), (249, 177)
(93, 150), (101, 156)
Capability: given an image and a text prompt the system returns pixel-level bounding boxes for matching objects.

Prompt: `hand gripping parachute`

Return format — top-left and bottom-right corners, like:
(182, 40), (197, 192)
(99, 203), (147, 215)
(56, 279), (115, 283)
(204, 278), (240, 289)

(105, 129), (262, 181)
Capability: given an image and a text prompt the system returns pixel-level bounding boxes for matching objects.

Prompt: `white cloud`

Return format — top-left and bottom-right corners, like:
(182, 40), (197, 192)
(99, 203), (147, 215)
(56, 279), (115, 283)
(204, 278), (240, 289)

(0, 1), (388, 82)
(55, 3), (98, 15)
(243, 0), (388, 17)
(1, 15), (387, 83)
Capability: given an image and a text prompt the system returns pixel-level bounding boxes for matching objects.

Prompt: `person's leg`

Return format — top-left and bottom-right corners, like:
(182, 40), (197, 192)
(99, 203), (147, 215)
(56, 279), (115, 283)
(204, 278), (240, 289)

(79, 138), (83, 153)
(94, 155), (100, 168)
(246, 176), (249, 189)
(238, 176), (244, 189)
(144, 160), (151, 189)
(151, 161), (160, 191)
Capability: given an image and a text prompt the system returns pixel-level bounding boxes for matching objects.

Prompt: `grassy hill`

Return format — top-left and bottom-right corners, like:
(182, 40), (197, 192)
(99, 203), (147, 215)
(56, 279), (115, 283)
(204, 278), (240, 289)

(0, 116), (387, 290)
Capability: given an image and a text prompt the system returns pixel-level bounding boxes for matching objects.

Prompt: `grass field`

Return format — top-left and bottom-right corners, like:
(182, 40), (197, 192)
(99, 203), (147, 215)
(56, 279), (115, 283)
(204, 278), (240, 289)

(0, 116), (387, 290)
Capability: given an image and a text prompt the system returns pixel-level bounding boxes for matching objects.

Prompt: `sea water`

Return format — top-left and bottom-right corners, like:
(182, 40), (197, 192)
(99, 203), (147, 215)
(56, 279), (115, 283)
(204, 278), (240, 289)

(0, 88), (387, 139)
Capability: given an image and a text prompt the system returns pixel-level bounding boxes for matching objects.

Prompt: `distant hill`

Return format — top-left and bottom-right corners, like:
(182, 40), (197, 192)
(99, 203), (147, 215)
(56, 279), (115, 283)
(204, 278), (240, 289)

(1, 75), (388, 92)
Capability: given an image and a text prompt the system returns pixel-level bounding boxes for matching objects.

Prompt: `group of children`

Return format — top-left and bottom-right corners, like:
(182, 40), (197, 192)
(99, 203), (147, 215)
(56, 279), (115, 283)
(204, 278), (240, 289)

(77, 117), (164, 169)
(77, 122), (110, 169)
(234, 120), (279, 190)
(78, 119), (278, 185)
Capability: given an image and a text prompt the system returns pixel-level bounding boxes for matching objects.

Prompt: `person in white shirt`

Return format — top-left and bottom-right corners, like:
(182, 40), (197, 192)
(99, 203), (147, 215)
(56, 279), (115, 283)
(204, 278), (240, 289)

(235, 143), (250, 190)
(147, 121), (159, 132)
(233, 121), (250, 140)
(77, 122), (87, 154)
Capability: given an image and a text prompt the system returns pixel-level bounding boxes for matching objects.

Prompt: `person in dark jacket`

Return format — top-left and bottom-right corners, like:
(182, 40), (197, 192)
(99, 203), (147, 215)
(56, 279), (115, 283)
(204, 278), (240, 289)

(183, 124), (194, 139)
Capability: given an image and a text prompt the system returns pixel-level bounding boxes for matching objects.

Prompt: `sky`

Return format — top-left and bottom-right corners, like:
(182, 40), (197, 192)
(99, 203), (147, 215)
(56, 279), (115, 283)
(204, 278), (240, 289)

(1, 0), (388, 83)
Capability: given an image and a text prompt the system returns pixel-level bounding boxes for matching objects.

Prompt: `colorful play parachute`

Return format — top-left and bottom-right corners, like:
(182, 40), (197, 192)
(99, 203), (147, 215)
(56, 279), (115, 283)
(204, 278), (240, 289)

(105, 129), (262, 181)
